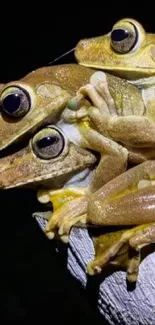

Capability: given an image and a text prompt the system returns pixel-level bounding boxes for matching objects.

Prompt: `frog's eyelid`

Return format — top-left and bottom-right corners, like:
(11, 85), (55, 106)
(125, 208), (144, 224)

(111, 21), (144, 54)
(131, 34), (142, 52)
(129, 23), (144, 53)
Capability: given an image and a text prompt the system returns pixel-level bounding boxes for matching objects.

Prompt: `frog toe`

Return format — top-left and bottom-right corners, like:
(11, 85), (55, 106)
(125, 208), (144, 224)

(58, 213), (87, 238)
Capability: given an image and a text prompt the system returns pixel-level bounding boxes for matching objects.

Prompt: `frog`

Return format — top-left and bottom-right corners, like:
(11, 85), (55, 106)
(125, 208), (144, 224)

(58, 18), (155, 184)
(0, 122), (98, 240)
(74, 17), (155, 80)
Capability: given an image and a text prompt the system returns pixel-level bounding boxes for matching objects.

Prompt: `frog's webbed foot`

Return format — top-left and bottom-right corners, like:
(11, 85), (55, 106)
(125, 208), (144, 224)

(37, 188), (88, 243)
(87, 223), (155, 282)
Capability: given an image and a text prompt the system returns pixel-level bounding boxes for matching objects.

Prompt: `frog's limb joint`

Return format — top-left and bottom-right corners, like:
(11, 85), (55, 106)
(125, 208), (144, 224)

(78, 127), (128, 192)
(62, 106), (88, 123)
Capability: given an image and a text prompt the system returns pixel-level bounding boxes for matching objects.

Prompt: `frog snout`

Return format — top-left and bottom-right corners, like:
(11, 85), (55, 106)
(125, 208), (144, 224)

(75, 39), (91, 62)
(77, 39), (88, 50)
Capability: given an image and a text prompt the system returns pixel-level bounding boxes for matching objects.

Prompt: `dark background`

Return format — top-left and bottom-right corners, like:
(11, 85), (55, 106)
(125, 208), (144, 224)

(0, 5), (152, 323)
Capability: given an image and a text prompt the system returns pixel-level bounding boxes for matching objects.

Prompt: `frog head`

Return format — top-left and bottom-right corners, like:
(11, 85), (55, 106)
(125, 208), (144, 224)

(75, 18), (155, 79)
(0, 64), (93, 151)
(0, 124), (97, 190)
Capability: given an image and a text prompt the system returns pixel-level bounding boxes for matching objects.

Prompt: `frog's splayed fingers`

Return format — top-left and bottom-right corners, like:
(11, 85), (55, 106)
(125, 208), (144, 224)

(0, 125), (97, 189)
(75, 18), (155, 79)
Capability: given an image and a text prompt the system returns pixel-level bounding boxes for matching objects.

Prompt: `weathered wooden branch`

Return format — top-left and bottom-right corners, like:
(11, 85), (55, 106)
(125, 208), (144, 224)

(35, 215), (155, 324)
(68, 227), (155, 325)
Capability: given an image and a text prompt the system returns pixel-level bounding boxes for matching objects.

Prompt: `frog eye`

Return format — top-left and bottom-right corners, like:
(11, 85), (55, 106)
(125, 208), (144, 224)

(31, 126), (65, 160)
(0, 86), (31, 118)
(110, 20), (139, 54)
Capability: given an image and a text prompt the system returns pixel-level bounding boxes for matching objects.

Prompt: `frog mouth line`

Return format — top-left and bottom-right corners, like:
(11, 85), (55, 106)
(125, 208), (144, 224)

(0, 156), (98, 189)
(79, 63), (155, 71)
(79, 63), (155, 76)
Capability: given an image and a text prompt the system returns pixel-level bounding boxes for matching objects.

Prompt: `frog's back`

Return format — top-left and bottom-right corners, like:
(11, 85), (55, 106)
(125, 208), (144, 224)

(22, 64), (95, 95)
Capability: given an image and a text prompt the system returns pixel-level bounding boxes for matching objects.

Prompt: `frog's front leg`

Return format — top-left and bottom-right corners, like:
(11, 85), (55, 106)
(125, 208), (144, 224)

(79, 127), (128, 192)
(74, 71), (116, 116)
(66, 71), (115, 136)
(67, 72), (155, 148)
(37, 188), (88, 242)
(80, 89), (155, 148)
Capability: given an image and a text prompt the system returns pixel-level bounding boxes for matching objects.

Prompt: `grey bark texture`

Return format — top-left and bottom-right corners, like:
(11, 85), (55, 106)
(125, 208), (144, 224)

(35, 217), (155, 325)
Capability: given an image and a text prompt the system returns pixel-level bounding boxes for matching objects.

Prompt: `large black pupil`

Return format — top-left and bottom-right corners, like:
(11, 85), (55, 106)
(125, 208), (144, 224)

(111, 29), (129, 42)
(3, 93), (21, 114)
(37, 136), (58, 149)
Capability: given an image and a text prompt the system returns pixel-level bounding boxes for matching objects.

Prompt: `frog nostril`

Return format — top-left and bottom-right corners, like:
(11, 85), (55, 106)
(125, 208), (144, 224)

(80, 40), (86, 47)
(75, 39), (91, 61)
(78, 40), (88, 50)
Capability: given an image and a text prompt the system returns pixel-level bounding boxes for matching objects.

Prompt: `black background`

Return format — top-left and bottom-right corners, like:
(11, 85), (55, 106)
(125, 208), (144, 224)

(0, 5), (153, 323)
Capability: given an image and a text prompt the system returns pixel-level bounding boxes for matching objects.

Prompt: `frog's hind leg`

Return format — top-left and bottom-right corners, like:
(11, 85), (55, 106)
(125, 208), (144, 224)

(87, 161), (155, 282)
(127, 223), (155, 282)
(87, 222), (155, 283)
